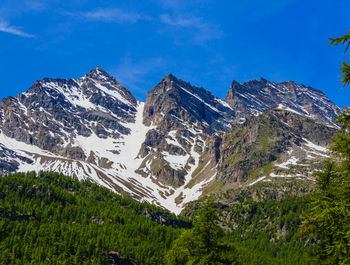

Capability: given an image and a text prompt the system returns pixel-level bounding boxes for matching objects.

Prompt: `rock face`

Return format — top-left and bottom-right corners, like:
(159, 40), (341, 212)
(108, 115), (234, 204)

(138, 74), (234, 189)
(225, 78), (342, 125)
(185, 105), (338, 202)
(0, 68), (343, 214)
(0, 144), (33, 175)
(0, 67), (137, 160)
(216, 106), (337, 184)
(143, 74), (234, 132)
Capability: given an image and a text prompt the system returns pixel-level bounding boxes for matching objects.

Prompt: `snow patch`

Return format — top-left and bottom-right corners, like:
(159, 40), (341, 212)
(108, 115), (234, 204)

(162, 151), (189, 170)
(277, 156), (299, 169)
(180, 86), (221, 113)
(303, 138), (328, 153)
(277, 104), (305, 116)
(93, 82), (133, 107)
(215, 98), (233, 110)
(249, 176), (266, 186)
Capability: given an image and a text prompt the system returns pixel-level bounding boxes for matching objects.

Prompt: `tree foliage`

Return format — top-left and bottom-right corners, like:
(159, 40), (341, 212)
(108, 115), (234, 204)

(166, 198), (238, 265)
(301, 31), (350, 264)
(0, 171), (186, 264)
(1, 171), (316, 264)
(329, 30), (350, 87)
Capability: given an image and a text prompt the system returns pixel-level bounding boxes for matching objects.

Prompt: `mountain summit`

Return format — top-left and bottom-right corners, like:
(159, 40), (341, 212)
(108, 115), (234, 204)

(224, 78), (342, 124)
(87, 66), (117, 83)
(0, 68), (342, 213)
(143, 73), (234, 131)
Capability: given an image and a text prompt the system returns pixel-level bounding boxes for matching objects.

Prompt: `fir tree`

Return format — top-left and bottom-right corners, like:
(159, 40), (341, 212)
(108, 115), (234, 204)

(329, 30), (350, 88)
(301, 31), (350, 265)
(165, 198), (238, 265)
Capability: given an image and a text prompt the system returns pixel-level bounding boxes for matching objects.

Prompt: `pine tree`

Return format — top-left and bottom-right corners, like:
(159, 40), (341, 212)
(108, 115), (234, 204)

(329, 30), (350, 88)
(301, 30), (350, 265)
(165, 198), (238, 265)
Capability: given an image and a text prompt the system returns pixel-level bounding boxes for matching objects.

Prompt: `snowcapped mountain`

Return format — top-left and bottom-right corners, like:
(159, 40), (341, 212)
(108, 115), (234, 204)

(143, 73), (234, 131)
(0, 68), (343, 213)
(225, 78), (342, 125)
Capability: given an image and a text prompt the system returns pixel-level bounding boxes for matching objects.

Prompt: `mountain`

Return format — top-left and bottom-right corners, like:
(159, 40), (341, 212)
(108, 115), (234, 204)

(0, 67), (158, 202)
(225, 78), (342, 125)
(0, 67), (342, 213)
(143, 73), (234, 131)
(191, 105), (338, 205)
(0, 67), (137, 155)
(135, 74), (235, 210)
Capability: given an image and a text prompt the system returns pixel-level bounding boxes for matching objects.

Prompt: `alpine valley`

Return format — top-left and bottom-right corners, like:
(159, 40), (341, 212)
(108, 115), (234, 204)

(0, 67), (342, 214)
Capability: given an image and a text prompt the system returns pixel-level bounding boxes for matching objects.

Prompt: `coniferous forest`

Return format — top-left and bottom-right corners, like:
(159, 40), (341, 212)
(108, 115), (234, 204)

(0, 171), (313, 264)
(1, 29), (350, 265)
(0, 171), (184, 264)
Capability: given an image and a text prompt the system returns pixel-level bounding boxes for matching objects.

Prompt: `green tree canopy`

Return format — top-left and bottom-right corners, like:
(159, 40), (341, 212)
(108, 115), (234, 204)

(166, 198), (238, 265)
(329, 30), (350, 87)
(301, 31), (350, 265)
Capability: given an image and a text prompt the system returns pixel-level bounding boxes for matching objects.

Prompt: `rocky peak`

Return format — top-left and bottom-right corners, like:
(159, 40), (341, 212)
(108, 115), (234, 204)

(0, 67), (141, 164)
(139, 74), (235, 190)
(225, 80), (241, 102)
(143, 74), (234, 131)
(244, 77), (268, 87)
(153, 73), (191, 93)
(162, 73), (177, 82)
(25, 68), (138, 109)
(225, 78), (268, 101)
(224, 77), (342, 125)
(87, 66), (116, 83)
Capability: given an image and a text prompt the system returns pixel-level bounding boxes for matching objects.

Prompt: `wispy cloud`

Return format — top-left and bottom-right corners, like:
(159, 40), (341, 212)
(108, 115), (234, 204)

(70, 7), (221, 44)
(160, 14), (202, 27)
(154, 0), (207, 10)
(0, 18), (35, 38)
(79, 8), (144, 24)
(24, 1), (47, 12)
(160, 14), (222, 43)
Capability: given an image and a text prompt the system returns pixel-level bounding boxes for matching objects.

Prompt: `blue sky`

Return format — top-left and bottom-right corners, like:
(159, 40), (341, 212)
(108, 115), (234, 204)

(0, 0), (349, 107)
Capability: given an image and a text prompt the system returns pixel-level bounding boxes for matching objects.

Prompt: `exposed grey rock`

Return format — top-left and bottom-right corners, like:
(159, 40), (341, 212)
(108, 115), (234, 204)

(0, 67), (137, 160)
(143, 73), (234, 132)
(225, 78), (342, 125)
(215, 107), (338, 184)
(0, 69), (344, 213)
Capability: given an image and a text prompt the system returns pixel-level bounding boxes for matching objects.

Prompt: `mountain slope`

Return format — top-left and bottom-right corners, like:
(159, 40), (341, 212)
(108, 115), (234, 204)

(0, 67), (160, 203)
(0, 68), (342, 213)
(1, 171), (317, 265)
(191, 105), (338, 203)
(0, 171), (188, 264)
(143, 73), (234, 131)
(225, 78), (342, 125)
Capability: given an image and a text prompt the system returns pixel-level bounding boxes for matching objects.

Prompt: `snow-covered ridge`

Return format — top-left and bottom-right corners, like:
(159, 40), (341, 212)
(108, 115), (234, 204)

(0, 69), (342, 214)
(0, 99), (211, 214)
(226, 78), (343, 126)
(180, 86), (222, 113)
(277, 104), (307, 117)
(38, 71), (134, 110)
